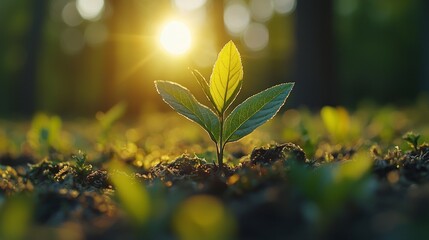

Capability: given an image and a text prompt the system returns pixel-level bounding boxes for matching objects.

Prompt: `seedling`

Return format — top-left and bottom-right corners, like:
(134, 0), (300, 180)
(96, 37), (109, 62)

(155, 41), (294, 172)
(71, 150), (92, 178)
(403, 131), (420, 151)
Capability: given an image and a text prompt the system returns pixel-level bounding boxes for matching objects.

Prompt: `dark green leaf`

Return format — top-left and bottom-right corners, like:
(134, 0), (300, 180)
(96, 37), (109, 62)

(155, 80), (220, 142)
(223, 83), (294, 143)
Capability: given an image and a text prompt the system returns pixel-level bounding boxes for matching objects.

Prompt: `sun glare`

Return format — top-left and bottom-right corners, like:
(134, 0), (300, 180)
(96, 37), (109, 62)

(159, 21), (192, 55)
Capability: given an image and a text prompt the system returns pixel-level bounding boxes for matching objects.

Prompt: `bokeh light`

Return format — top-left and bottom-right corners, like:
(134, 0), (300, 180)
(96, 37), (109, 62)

(84, 22), (108, 47)
(250, 0), (274, 22)
(60, 28), (85, 55)
(62, 1), (82, 27)
(173, 0), (206, 12)
(243, 23), (269, 51)
(273, 0), (296, 14)
(186, 6), (208, 28)
(76, 0), (105, 21)
(224, 1), (251, 35)
(192, 41), (218, 67)
(159, 21), (192, 55)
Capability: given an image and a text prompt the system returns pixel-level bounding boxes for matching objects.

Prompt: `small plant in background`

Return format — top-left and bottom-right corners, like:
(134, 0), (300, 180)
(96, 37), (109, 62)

(403, 131), (421, 151)
(96, 102), (127, 146)
(155, 41), (294, 172)
(71, 150), (92, 177)
(26, 113), (70, 157)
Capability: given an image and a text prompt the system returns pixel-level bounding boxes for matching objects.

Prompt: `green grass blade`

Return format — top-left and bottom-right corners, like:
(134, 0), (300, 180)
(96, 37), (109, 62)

(223, 83), (294, 143)
(155, 80), (220, 142)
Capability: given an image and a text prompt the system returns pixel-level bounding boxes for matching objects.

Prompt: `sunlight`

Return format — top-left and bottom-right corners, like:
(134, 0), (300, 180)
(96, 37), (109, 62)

(173, 0), (206, 12)
(159, 21), (192, 56)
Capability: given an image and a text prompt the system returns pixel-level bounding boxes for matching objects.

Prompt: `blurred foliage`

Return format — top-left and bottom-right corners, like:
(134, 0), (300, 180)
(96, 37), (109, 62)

(0, 194), (33, 240)
(0, 103), (425, 164)
(0, 103), (427, 238)
(289, 151), (375, 226)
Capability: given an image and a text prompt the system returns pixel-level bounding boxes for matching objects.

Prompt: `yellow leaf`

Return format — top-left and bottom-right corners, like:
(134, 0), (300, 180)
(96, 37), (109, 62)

(335, 151), (372, 182)
(321, 106), (350, 141)
(209, 41), (243, 113)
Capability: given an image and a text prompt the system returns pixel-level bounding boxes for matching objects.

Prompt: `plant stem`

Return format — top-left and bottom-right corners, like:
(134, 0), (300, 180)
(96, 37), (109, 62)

(215, 144), (222, 173)
(217, 113), (225, 173)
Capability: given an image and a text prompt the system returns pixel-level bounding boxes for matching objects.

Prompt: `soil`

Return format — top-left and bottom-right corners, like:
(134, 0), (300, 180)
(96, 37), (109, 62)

(1, 141), (429, 239)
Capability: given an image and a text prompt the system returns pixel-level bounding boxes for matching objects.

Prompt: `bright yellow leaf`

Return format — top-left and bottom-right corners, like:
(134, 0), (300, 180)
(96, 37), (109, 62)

(321, 106), (350, 142)
(209, 41), (243, 113)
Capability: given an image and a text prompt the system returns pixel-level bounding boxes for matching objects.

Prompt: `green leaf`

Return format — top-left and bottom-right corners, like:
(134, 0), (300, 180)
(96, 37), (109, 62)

(209, 41), (243, 114)
(190, 68), (214, 105)
(155, 80), (220, 142)
(223, 83), (294, 143)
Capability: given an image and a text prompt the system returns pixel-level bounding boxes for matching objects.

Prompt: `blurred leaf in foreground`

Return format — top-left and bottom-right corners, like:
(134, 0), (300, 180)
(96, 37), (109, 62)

(109, 160), (150, 226)
(173, 195), (236, 240)
(0, 194), (33, 240)
(335, 151), (373, 182)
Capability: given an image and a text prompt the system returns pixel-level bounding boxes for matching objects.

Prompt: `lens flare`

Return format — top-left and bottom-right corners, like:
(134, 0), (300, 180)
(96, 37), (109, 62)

(159, 21), (192, 55)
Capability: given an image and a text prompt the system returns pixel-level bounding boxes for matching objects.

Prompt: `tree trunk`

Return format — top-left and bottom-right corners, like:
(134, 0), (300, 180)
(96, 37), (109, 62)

(17, 1), (47, 116)
(422, 0), (429, 93)
(293, 0), (336, 108)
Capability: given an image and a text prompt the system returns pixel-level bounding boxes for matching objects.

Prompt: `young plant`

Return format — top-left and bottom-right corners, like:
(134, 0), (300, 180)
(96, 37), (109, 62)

(403, 131), (421, 151)
(155, 41), (294, 171)
(71, 150), (92, 178)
